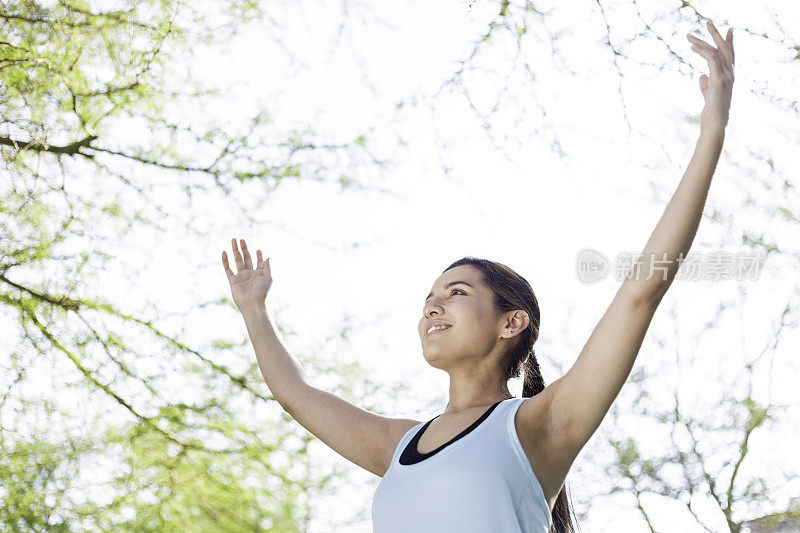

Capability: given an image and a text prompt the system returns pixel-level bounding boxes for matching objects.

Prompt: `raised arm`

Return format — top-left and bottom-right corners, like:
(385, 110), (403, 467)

(222, 238), (421, 477)
(534, 21), (735, 468)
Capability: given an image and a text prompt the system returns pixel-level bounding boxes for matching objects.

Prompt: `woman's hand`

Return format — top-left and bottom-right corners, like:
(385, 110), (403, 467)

(222, 238), (272, 311)
(687, 20), (735, 132)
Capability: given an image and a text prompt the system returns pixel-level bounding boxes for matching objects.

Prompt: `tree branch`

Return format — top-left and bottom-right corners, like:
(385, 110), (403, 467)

(0, 134), (97, 155)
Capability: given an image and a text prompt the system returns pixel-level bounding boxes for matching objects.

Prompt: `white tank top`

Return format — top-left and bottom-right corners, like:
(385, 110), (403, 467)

(371, 397), (553, 532)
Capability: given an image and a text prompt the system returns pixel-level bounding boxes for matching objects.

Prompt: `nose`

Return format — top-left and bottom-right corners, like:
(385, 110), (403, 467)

(423, 299), (443, 318)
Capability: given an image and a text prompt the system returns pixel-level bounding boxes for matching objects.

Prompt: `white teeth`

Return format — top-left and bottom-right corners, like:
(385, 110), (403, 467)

(427, 325), (451, 335)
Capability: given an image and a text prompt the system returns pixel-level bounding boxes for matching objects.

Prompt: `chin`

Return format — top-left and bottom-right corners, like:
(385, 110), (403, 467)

(421, 347), (451, 370)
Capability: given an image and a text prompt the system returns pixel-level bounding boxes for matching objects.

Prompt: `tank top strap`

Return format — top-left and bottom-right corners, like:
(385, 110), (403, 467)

(390, 420), (426, 467)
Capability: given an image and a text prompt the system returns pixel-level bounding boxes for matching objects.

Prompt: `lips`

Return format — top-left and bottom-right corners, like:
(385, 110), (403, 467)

(425, 322), (452, 336)
(427, 326), (451, 336)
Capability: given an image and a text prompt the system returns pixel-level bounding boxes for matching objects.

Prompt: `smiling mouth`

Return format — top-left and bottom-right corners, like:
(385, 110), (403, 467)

(426, 325), (452, 336)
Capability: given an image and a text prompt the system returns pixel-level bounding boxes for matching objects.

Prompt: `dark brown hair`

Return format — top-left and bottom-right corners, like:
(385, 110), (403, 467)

(443, 257), (579, 533)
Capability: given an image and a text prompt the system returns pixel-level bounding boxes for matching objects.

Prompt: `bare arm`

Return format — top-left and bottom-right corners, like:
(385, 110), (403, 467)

(618, 128), (725, 305)
(239, 303), (420, 477)
(547, 129), (726, 465)
(223, 239), (420, 477)
(525, 21), (735, 467)
(545, 127), (727, 462)
(239, 303), (311, 409)
(623, 20), (735, 303)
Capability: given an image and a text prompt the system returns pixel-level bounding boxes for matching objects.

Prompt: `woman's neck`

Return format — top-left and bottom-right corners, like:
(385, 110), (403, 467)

(444, 392), (514, 415)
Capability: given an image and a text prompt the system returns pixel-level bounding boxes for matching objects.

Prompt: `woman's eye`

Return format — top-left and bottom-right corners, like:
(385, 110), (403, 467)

(424, 289), (465, 306)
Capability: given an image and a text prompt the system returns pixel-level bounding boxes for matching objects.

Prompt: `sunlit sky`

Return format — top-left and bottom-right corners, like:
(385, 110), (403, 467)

(48, 1), (800, 531)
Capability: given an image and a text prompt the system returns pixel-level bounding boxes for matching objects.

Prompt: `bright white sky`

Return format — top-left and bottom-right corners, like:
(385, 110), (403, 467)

(45, 0), (799, 531)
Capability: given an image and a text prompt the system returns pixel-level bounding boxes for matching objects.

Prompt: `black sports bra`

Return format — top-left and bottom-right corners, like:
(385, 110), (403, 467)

(399, 400), (504, 465)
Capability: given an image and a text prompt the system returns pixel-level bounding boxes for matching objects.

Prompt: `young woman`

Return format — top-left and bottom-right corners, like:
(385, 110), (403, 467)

(221, 20), (734, 533)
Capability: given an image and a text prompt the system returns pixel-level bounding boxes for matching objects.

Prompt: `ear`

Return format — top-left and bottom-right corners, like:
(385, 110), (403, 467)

(514, 310), (530, 330)
(504, 310), (529, 336)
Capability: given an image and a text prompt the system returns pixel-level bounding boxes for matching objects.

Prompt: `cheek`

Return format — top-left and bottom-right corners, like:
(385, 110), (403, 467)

(454, 305), (493, 333)
(460, 300), (493, 319)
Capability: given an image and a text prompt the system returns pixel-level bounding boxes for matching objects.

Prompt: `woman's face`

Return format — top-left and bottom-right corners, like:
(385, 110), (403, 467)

(419, 264), (505, 370)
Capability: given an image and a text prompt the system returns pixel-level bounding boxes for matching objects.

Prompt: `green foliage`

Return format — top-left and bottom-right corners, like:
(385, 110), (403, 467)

(0, 407), (309, 531)
(94, 422), (305, 532)
(1, 0), (175, 141)
(0, 1), (378, 530)
(0, 439), (61, 530)
(0, 426), (100, 531)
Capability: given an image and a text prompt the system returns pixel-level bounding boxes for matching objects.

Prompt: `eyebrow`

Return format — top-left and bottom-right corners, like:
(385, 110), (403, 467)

(425, 281), (475, 301)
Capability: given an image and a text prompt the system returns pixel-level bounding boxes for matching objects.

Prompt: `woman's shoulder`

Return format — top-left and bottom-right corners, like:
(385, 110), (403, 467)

(513, 393), (571, 511)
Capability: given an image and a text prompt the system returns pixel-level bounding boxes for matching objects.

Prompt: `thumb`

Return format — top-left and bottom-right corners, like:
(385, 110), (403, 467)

(699, 74), (708, 98)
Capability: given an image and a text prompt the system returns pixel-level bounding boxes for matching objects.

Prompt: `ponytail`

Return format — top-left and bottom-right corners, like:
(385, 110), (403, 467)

(522, 351), (578, 533)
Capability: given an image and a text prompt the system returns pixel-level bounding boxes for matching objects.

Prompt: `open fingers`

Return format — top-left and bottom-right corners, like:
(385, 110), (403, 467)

(230, 237), (244, 272)
(240, 239), (253, 270)
(687, 26), (733, 78)
(704, 21), (734, 72)
(222, 250), (234, 279)
(703, 22), (728, 66)
(726, 29), (735, 68)
(689, 42), (727, 81)
(687, 34), (729, 80)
